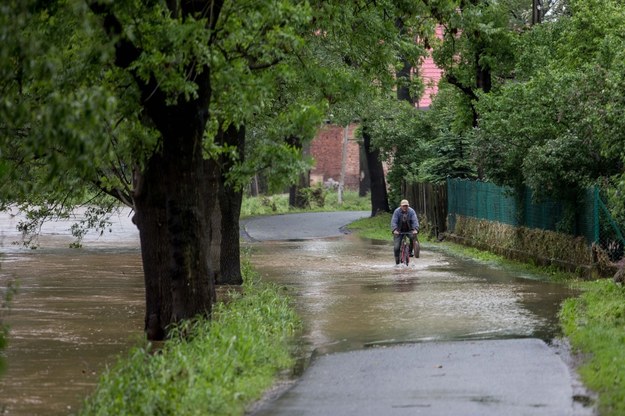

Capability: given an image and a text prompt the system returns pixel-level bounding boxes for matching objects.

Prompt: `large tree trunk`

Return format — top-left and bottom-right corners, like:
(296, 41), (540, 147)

(362, 123), (389, 216)
(92, 0), (224, 340)
(134, 73), (216, 340)
(165, 129), (215, 325)
(133, 155), (169, 341)
(216, 124), (245, 286)
(133, 129), (217, 340)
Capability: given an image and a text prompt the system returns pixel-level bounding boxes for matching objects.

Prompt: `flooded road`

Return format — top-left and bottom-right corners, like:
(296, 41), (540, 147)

(246, 236), (577, 356)
(0, 210), (579, 415)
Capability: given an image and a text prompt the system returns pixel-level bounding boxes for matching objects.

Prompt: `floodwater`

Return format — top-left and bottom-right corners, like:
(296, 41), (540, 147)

(0, 209), (144, 416)
(0, 209), (579, 415)
(248, 237), (579, 357)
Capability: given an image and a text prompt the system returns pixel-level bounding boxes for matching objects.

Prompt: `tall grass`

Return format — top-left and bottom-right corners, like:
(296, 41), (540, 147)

(560, 279), (625, 415)
(79, 265), (301, 416)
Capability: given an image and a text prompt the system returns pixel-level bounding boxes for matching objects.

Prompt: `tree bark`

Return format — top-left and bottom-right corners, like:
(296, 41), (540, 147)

(395, 17), (415, 105)
(362, 123), (389, 216)
(133, 123), (217, 340)
(475, 49), (492, 94)
(132, 156), (169, 341)
(216, 124), (245, 286)
(287, 136), (310, 208)
(359, 142), (371, 197)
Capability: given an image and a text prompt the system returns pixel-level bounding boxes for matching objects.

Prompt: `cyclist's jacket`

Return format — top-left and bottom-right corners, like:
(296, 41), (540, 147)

(391, 207), (419, 233)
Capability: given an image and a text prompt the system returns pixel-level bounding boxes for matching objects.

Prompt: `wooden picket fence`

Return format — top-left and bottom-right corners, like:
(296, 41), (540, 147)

(401, 181), (448, 238)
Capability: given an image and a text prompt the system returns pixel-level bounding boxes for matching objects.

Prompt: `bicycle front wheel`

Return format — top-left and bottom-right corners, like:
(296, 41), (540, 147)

(401, 241), (410, 265)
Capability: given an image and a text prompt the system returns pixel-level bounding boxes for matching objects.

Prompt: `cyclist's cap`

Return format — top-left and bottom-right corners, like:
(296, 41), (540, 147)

(400, 199), (409, 206)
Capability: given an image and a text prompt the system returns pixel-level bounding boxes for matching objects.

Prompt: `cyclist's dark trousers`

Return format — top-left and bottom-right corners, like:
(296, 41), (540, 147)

(394, 235), (414, 258)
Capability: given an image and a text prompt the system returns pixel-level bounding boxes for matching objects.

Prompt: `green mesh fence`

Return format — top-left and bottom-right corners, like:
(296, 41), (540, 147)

(446, 178), (622, 256)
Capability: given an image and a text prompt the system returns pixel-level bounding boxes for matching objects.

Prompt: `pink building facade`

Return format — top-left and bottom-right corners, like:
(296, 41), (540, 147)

(309, 28), (444, 189)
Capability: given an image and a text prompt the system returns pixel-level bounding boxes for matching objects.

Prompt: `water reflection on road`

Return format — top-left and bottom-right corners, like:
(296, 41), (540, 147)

(245, 235), (577, 356)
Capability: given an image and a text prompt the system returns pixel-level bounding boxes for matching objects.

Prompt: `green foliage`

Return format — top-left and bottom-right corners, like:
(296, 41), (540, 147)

(431, 0), (519, 90)
(472, 1), (625, 211)
(297, 185), (327, 209)
(80, 266), (301, 416)
(7, 196), (120, 249)
(0, 0), (319, 215)
(241, 195), (287, 217)
(234, 0), (435, 195)
(474, 67), (616, 201)
(363, 87), (476, 206)
(359, 98), (428, 204)
(374, 0), (524, 199)
(560, 279), (625, 414)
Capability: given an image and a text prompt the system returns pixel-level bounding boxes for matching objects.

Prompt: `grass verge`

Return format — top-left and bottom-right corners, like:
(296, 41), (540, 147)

(79, 262), (301, 416)
(347, 212), (392, 240)
(560, 279), (625, 415)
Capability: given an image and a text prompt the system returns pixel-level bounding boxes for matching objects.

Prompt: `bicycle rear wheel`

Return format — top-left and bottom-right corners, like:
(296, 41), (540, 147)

(401, 240), (410, 265)
(414, 238), (420, 259)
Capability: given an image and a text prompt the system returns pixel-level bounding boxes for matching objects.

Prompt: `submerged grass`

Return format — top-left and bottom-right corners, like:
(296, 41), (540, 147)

(560, 279), (625, 415)
(79, 263), (301, 416)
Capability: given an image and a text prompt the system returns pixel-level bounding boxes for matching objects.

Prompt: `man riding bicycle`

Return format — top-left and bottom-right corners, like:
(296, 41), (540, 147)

(391, 199), (419, 265)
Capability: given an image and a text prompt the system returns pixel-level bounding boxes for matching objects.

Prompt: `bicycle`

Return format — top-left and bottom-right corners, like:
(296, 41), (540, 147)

(398, 231), (420, 266)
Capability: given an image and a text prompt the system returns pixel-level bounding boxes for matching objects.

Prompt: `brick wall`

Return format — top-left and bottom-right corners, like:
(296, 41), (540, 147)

(309, 123), (361, 189)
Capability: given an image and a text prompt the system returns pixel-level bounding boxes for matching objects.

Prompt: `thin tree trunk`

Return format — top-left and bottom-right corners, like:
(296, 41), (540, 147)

(359, 142), (370, 197)
(475, 50), (492, 94)
(338, 124), (349, 204)
(163, 130), (215, 325)
(362, 123), (389, 216)
(287, 136), (310, 208)
(395, 18), (415, 104)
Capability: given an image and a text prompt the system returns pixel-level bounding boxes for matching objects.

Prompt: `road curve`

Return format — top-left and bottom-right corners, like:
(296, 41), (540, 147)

(241, 211), (370, 241)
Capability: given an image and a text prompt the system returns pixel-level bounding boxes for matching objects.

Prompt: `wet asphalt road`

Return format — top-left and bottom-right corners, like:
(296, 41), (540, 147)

(242, 211), (370, 241)
(242, 211), (596, 416)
